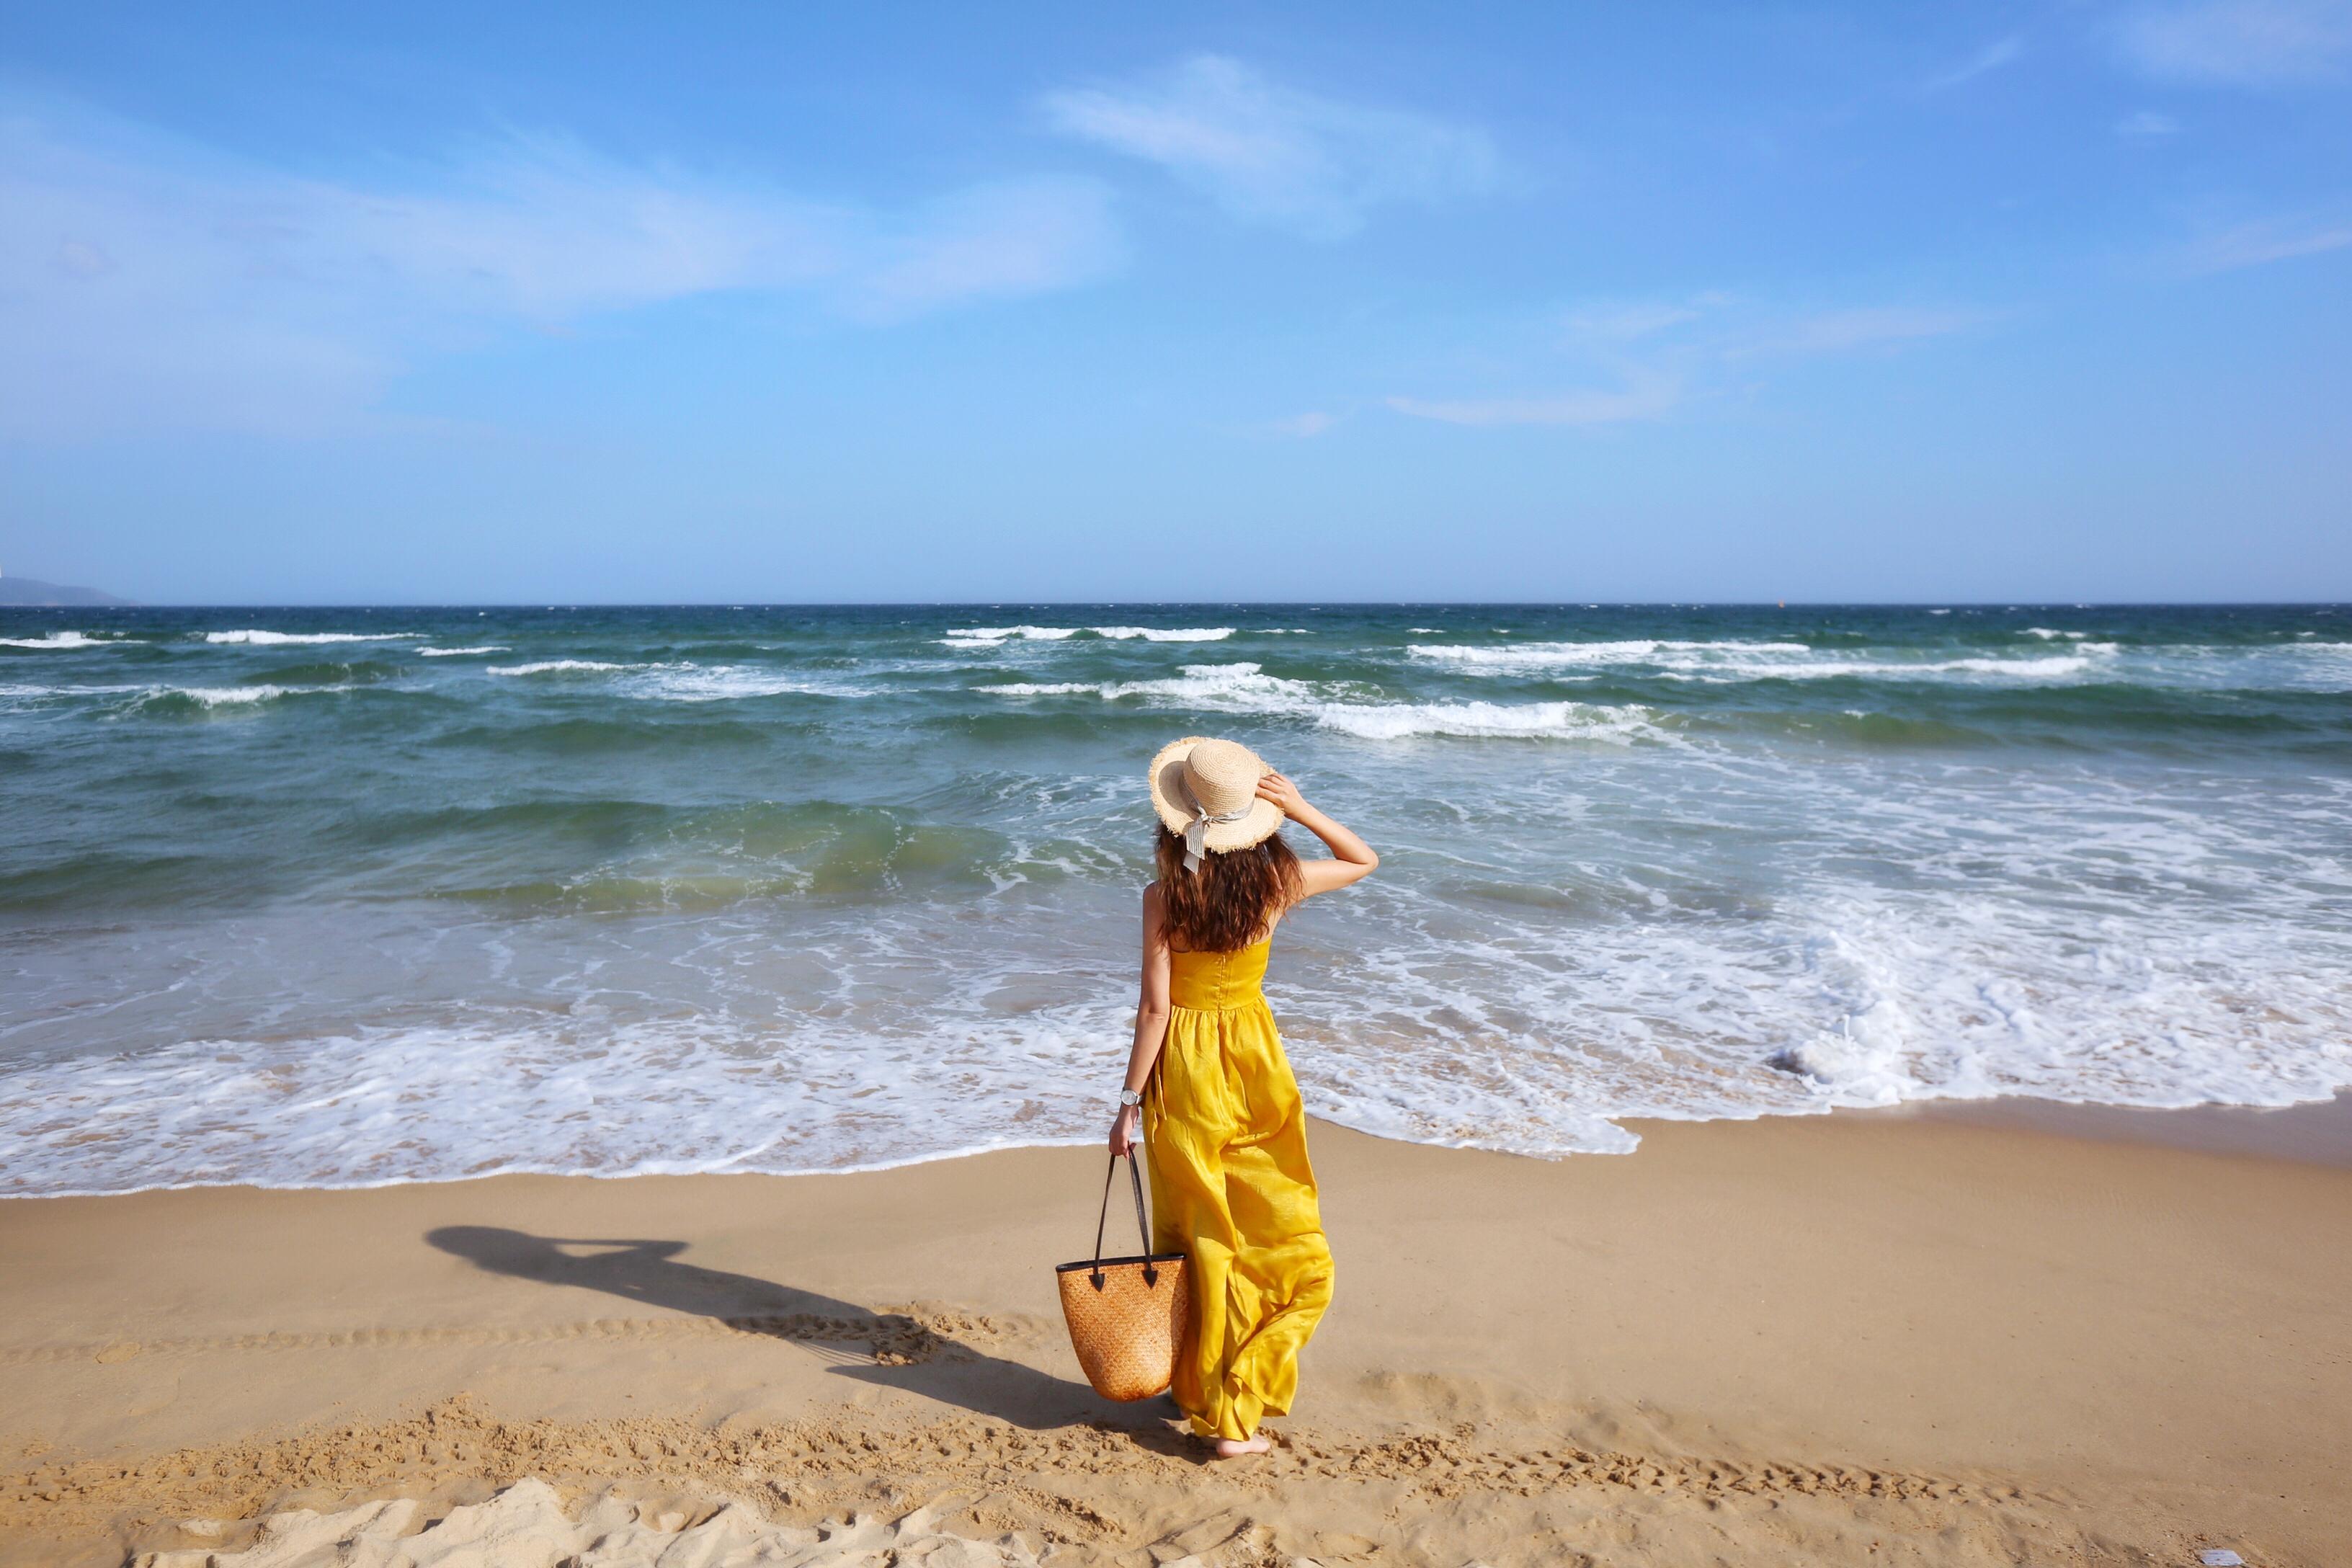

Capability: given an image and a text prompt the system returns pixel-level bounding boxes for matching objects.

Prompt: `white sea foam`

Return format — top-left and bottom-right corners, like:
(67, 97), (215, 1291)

(1087, 626), (1236, 641)
(1314, 699), (1667, 741)
(5, 753), (2346, 1196)
(0, 631), (128, 650)
(983, 681), (1097, 696)
(1412, 639), (1809, 667)
(945, 624), (1237, 645)
(984, 660), (1325, 710)
(13, 682), (337, 711)
(131, 685), (306, 708)
(1940, 655), (2094, 677)
(203, 630), (411, 646)
(2023, 628), (2089, 640)
(0, 1016), (1106, 1196)
(942, 625), (1082, 643)
(417, 645), (509, 656)
(623, 665), (847, 701)
(1412, 640), (2110, 683)
(983, 662), (1671, 742)
(486, 659), (631, 675)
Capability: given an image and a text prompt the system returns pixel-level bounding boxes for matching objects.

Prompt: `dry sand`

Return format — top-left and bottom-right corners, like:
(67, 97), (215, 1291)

(3, 1108), (2347, 1567)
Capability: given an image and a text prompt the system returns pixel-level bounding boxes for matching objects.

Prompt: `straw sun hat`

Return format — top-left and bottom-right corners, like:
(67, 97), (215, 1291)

(1149, 736), (1283, 873)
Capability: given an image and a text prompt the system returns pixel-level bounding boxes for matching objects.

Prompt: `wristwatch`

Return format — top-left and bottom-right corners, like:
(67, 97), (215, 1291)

(1118, 1088), (1143, 1108)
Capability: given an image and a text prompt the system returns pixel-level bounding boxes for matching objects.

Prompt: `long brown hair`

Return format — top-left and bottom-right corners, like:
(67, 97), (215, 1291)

(1154, 828), (1303, 952)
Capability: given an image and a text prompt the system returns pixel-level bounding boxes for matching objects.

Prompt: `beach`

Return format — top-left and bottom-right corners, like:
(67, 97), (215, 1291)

(7, 604), (2350, 1562)
(6, 1104), (2348, 1567)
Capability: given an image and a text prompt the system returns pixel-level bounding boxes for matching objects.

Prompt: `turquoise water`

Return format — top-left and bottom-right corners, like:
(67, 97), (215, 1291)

(3, 603), (2348, 1195)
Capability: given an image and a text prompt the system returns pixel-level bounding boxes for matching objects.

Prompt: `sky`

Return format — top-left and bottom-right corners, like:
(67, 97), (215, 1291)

(1, 1), (2348, 603)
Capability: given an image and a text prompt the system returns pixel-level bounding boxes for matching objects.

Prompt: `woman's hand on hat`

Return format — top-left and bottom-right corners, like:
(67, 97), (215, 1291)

(1255, 770), (1306, 819)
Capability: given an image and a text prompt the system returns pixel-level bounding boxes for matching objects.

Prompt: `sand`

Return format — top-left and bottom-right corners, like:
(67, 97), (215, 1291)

(4, 1108), (2348, 1567)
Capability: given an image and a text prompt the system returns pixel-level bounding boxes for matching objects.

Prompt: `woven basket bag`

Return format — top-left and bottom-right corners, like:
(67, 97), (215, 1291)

(1054, 1151), (1190, 1402)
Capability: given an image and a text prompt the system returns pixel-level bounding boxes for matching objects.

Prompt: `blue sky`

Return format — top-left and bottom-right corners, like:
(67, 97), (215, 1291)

(1, 1), (2347, 602)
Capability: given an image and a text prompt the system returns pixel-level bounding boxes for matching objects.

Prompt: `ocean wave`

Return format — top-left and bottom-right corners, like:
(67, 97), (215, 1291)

(0, 631), (130, 650)
(942, 625), (1082, 643)
(943, 624), (1237, 646)
(1411, 639), (1810, 667)
(486, 659), (634, 676)
(982, 662), (1671, 742)
(202, 630), (412, 646)
(621, 665), (851, 702)
(2023, 628), (2090, 640)
(1936, 655), (2098, 677)
(1314, 699), (1668, 741)
(981, 660), (1332, 710)
(417, 645), (509, 656)
(1412, 640), (2111, 683)
(1086, 626), (1236, 641)
(0, 1010), (1118, 1195)
(133, 684), (304, 710)
(9, 822), (2347, 1193)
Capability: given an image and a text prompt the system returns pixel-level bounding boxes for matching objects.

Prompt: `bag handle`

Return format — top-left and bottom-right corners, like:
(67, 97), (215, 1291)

(1088, 1151), (1159, 1291)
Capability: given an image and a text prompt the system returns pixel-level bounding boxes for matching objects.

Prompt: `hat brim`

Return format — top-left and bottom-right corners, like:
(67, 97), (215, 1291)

(1147, 736), (1284, 855)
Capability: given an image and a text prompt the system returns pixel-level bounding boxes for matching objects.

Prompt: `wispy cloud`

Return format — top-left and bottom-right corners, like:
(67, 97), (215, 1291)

(850, 180), (1124, 321)
(1559, 300), (1709, 342)
(1387, 369), (1683, 428)
(1262, 410), (1338, 437)
(2116, 108), (2186, 136)
(0, 102), (1120, 437)
(1728, 306), (1992, 358)
(2178, 213), (2352, 271)
(1924, 35), (2026, 91)
(1041, 55), (1500, 239)
(2111, 0), (2352, 86)
(1386, 295), (1992, 432)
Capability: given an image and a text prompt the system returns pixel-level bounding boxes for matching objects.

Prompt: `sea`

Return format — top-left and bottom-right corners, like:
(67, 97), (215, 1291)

(3, 604), (2348, 1198)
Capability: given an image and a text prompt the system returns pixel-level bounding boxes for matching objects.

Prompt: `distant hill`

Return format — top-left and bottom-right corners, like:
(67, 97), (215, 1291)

(0, 575), (133, 607)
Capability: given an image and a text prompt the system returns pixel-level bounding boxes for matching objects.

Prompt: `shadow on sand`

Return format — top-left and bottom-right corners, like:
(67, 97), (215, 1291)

(423, 1226), (1189, 1448)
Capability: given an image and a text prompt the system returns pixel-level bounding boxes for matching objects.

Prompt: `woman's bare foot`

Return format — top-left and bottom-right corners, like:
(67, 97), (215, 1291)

(1209, 1434), (1273, 1458)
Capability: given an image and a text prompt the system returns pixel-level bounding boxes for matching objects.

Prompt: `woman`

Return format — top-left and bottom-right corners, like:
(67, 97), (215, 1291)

(1107, 736), (1378, 1457)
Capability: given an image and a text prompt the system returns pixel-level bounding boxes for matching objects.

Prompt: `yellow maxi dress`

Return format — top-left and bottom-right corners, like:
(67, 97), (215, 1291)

(1143, 937), (1335, 1441)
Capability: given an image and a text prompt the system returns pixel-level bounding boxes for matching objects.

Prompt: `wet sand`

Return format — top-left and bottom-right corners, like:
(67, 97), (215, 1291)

(4, 1108), (2347, 1566)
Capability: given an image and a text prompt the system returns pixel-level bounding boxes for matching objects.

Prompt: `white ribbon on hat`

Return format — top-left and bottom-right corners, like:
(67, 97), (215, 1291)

(1178, 778), (1255, 874)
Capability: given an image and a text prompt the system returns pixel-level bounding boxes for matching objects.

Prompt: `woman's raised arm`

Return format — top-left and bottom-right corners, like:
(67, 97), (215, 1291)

(1256, 771), (1378, 898)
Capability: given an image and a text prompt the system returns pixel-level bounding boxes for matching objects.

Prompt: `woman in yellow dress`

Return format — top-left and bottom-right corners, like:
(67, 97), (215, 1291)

(1106, 736), (1379, 1457)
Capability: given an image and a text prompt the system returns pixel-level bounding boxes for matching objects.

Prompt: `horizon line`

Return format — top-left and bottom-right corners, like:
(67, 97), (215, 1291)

(4, 599), (2348, 611)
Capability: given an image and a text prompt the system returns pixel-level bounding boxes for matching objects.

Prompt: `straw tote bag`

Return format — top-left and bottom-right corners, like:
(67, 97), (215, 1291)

(1054, 1151), (1190, 1402)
